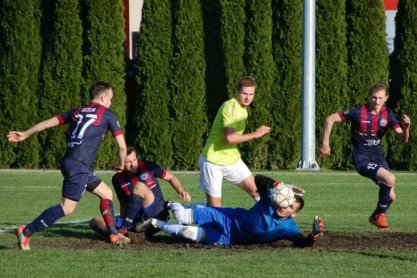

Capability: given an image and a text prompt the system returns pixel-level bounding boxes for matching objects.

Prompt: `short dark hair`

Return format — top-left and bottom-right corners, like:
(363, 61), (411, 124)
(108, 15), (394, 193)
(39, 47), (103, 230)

(369, 82), (388, 96)
(236, 76), (256, 93)
(126, 145), (137, 156)
(89, 81), (114, 100)
(294, 195), (304, 213)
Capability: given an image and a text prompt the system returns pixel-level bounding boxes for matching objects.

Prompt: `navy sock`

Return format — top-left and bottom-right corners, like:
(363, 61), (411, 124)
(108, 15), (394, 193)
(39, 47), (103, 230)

(377, 183), (391, 214)
(25, 204), (65, 237)
(122, 194), (144, 229)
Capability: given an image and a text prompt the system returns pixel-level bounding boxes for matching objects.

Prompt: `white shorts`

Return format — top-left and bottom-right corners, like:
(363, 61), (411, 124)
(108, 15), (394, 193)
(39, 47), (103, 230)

(198, 155), (252, 198)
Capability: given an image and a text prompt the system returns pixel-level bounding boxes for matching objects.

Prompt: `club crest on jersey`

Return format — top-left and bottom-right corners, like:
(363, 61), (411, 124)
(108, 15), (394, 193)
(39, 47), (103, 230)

(342, 109), (349, 115)
(140, 173), (148, 180)
(379, 119), (387, 127)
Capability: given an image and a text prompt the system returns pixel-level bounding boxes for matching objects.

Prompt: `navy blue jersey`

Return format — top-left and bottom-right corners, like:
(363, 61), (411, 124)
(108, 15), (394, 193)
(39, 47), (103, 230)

(57, 102), (123, 168)
(112, 160), (167, 205)
(194, 189), (301, 245)
(339, 104), (399, 158)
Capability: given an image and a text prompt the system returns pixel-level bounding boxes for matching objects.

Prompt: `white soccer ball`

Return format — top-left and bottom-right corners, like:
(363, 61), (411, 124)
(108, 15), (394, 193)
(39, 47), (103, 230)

(271, 184), (295, 208)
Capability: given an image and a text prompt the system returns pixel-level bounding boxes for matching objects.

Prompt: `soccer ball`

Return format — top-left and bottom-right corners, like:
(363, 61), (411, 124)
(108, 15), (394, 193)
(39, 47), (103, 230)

(270, 184), (295, 208)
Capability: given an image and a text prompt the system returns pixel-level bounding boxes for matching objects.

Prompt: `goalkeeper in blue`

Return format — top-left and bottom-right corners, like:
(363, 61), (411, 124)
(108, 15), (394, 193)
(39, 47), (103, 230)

(143, 174), (324, 247)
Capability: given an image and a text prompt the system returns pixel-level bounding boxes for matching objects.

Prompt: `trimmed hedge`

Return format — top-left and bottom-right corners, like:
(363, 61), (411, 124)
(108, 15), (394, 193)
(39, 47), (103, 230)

(38, 0), (83, 168)
(315, 0), (350, 169)
(170, 0), (207, 170)
(269, 0), (303, 169)
(81, 0), (126, 169)
(0, 0), (41, 168)
(242, 0), (275, 169)
(387, 0), (417, 170)
(133, 0), (174, 167)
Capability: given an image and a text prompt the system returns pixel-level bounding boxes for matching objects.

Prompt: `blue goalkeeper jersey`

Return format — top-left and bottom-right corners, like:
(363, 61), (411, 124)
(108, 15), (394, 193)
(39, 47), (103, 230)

(193, 190), (301, 245)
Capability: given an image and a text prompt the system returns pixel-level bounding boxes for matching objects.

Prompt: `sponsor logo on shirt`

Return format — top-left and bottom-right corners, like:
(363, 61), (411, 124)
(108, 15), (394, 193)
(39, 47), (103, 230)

(379, 119), (387, 127)
(121, 182), (130, 189)
(364, 139), (381, 146)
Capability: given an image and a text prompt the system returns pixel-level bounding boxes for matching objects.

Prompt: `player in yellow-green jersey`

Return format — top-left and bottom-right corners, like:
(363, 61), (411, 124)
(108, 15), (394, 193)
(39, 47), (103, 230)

(199, 76), (271, 207)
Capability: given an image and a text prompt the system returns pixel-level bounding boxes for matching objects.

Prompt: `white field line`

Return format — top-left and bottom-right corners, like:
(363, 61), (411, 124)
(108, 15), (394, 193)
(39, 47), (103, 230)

(0, 219), (90, 233)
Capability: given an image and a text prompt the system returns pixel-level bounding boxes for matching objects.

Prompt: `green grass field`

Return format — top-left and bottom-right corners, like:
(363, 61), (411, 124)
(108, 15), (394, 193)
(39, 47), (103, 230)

(1, 170), (417, 277)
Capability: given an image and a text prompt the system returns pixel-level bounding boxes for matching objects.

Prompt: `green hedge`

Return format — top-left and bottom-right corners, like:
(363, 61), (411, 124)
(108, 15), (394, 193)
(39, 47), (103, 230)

(0, 0), (41, 168)
(269, 0), (303, 169)
(170, 0), (207, 170)
(242, 0), (275, 169)
(81, 0), (126, 169)
(315, 0), (350, 169)
(387, 0), (417, 170)
(38, 0), (83, 168)
(0, 1), (416, 170)
(133, 0), (174, 167)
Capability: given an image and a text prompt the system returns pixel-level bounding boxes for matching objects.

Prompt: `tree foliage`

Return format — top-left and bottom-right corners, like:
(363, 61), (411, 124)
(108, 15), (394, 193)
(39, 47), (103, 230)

(38, 0), (83, 168)
(0, 0), (41, 168)
(81, 0), (126, 169)
(170, 0), (207, 170)
(133, 0), (174, 167)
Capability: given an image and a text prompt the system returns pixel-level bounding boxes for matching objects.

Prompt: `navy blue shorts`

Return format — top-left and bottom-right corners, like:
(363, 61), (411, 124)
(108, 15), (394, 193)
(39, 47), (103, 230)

(353, 154), (389, 183)
(61, 158), (101, 201)
(133, 198), (169, 223)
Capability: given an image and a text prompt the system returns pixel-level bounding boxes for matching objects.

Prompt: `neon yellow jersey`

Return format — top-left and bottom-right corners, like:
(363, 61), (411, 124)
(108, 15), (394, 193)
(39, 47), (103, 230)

(202, 98), (247, 165)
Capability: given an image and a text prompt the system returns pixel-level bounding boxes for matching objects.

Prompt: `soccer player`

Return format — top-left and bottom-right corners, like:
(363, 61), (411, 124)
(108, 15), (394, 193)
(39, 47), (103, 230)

(142, 174), (324, 247)
(319, 82), (411, 230)
(199, 76), (271, 207)
(88, 145), (192, 238)
(7, 81), (130, 250)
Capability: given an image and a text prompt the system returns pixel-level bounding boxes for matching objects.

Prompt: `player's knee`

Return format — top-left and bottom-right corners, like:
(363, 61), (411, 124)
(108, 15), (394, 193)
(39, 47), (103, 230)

(385, 174), (395, 187)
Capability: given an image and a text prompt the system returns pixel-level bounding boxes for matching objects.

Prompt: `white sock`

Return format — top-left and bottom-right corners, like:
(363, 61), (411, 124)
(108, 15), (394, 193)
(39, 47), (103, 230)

(160, 223), (204, 243)
(171, 203), (193, 224)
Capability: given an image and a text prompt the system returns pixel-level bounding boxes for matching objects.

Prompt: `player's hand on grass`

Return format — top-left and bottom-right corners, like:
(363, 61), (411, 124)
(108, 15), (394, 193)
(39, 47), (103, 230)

(311, 216), (324, 240)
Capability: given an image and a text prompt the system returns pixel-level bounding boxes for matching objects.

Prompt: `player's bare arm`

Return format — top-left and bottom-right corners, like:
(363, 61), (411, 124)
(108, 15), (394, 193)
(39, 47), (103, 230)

(224, 125), (271, 144)
(7, 116), (60, 142)
(164, 171), (191, 201)
(394, 114), (411, 143)
(113, 134), (127, 172)
(320, 112), (343, 158)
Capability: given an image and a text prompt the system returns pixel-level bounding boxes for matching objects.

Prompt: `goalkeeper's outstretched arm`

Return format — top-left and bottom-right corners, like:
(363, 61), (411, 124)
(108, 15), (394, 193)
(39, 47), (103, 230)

(254, 174), (280, 194)
(291, 216), (324, 248)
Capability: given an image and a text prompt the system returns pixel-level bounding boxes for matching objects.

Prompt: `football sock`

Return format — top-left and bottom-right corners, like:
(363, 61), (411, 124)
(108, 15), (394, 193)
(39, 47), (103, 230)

(377, 183), (391, 214)
(159, 222), (204, 243)
(100, 199), (118, 235)
(170, 203), (193, 224)
(25, 204), (65, 237)
(122, 194), (144, 229)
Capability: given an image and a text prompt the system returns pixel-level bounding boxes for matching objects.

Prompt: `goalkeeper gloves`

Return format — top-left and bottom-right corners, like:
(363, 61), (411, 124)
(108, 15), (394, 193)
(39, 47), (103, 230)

(311, 216), (324, 241)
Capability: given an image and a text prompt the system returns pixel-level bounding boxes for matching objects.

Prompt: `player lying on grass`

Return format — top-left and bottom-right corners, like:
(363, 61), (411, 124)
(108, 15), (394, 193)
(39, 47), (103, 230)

(89, 145), (191, 239)
(142, 174), (324, 247)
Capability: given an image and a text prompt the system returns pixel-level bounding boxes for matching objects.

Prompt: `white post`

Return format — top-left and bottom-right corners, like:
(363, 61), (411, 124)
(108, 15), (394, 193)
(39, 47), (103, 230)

(297, 0), (319, 171)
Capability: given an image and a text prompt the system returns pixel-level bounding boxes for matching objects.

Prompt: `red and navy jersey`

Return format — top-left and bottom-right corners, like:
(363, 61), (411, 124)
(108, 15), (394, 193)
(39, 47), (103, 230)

(338, 104), (399, 157)
(57, 102), (123, 168)
(112, 161), (167, 202)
